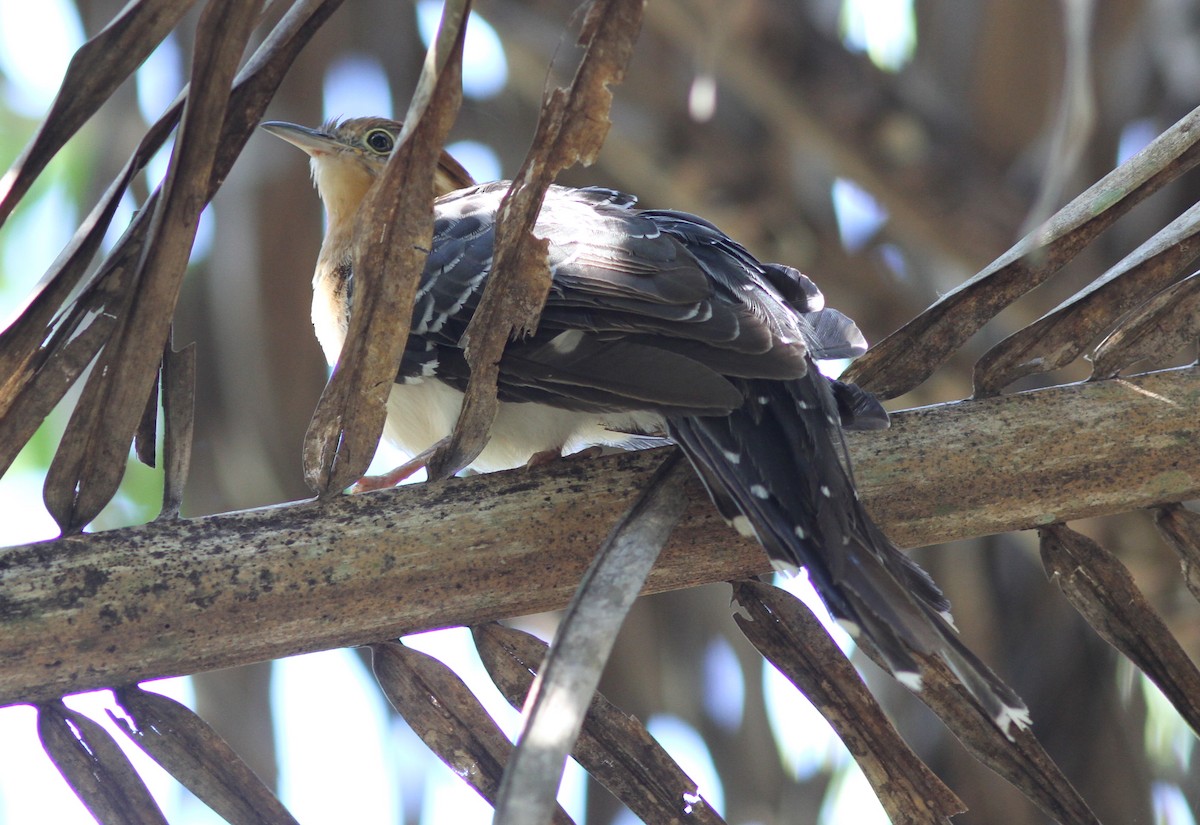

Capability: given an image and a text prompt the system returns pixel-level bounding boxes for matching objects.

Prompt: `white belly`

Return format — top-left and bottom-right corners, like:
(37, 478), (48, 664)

(311, 287), (661, 472)
(384, 379), (662, 472)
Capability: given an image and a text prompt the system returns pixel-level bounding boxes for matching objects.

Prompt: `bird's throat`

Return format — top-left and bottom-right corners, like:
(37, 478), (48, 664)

(310, 154), (375, 228)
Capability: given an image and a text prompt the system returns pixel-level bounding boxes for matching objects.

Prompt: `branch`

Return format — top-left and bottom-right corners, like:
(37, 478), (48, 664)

(1, 366), (1196, 707)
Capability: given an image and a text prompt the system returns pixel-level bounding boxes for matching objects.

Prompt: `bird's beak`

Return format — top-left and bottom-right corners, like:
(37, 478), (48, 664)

(260, 121), (341, 157)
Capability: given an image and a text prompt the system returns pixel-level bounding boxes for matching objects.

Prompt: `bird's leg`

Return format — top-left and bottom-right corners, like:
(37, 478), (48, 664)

(350, 442), (444, 493)
(525, 447), (565, 468)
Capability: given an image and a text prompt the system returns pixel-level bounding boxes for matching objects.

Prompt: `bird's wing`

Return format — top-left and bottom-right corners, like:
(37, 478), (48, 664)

(396, 181), (1028, 734)
(402, 184), (867, 415)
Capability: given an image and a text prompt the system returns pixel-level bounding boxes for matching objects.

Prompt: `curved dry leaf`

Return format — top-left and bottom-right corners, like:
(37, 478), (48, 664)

(473, 622), (726, 825)
(302, 0), (469, 495)
(735, 551), (1095, 821)
(0, 81), (187, 444)
(111, 685), (298, 825)
(370, 641), (576, 825)
(134, 364), (160, 470)
(0, 0), (343, 509)
(844, 101), (1200, 400)
(1040, 523), (1200, 737)
(1090, 271), (1200, 379)
(37, 701), (168, 825)
(0, 263), (133, 485)
(427, 0), (646, 480)
(1155, 504), (1200, 604)
(731, 580), (964, 825)
(0, 153), (158, 421)
(494, 450), (689, 825)
(158, 338), (196, 520)
(974, 200), (1200, 396)
(0, 0), (313, 421)
(43, 0), (260, 532)
(0, 0), (193, 226)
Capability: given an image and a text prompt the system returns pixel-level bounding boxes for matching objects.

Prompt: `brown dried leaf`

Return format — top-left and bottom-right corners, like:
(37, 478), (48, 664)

(731, 580), (964, 825)
(370, 641), (576, 825)
(134, 365), (160, 469)
(731, 578), (1097, 823)
(974, 201), (1200, 395)
(158, 337), (196, 521)
(37, 700), (168, 825)
(1, 59), (187, 470)
(1090, 271), (1200, 379)
(1155, 504), (1200, 604)
(0, 153), (161, 438)
(473, 622), (727, 825)
(426, 0), (646, 480)
(851, 636), (1101, 825)
(1040, 523), (1200, 736)
(302, 0), (469, 495)
(494, 450), (689, 825)
(0, 0), (193, 226)
(0, 0), (342, 492)
(43, 0), (260, 532)
(111, 685), (298, 825)
(0, 264), (130, 485)
(843, 102), (1200, 400)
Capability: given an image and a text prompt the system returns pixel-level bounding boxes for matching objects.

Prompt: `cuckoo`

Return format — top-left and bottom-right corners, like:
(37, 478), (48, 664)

(263, 117), (1030, 734)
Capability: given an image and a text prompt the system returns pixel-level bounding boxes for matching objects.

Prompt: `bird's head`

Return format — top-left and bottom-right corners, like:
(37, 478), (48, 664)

(261, 117), (475, 223)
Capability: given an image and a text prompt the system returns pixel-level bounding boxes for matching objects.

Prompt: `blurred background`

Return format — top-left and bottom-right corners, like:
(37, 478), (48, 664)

(1, 0), (1198, 822)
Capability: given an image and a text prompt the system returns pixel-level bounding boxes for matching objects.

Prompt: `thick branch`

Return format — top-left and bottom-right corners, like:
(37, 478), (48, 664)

(1, 367), (1197, 707)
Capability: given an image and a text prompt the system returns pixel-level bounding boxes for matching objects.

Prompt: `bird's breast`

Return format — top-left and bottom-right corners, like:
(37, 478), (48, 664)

(311, 260), (353, 366)
(384, 379), (663, 473)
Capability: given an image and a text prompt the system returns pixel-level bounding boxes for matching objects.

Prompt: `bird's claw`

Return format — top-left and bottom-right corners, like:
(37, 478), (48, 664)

(349, 444), (441, 493)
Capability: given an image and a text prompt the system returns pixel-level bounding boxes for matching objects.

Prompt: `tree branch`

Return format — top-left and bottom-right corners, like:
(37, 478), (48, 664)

(1, 366), (1196, 707)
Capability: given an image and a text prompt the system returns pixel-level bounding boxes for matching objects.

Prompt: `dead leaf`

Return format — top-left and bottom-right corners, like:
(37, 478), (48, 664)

(43, 0), (260, 532)
(158, 336), (196, 520)
(426, 0), (646, 480)
(1090, 271), (1200, 379)
(370, 641), (576, 824)
(732, 580), (964, 825)
(494, 449), (688, 825)
(0, 0), (192, 226)
(1154, 503), (1200, 606)
(112, 685), (298, 825)
(474, 551), (726, 824)
(844, 101), (1200, 400)
(1040, 523), (1200, 737)
(38, 700), (168, 825)
(851, 633), (1101, 825)
(974, 201), (1200, 395)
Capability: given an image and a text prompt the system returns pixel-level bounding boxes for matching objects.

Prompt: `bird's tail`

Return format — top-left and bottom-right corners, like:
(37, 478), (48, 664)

(667, 369), (1030, 735)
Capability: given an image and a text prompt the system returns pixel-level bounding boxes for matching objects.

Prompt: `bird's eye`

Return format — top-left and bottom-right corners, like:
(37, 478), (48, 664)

(364, 129), (394, 154)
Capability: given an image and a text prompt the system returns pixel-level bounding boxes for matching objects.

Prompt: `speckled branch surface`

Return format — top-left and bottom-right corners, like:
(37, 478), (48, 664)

(1, 366), (1196, 706)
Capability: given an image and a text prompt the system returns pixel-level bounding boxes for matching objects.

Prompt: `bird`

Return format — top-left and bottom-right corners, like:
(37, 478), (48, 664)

(262, 116), (1030, 735)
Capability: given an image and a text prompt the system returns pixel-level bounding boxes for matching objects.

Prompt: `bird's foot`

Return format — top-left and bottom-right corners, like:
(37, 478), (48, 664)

(525, 447), (565, 468)
(349, 445), (440, 493)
